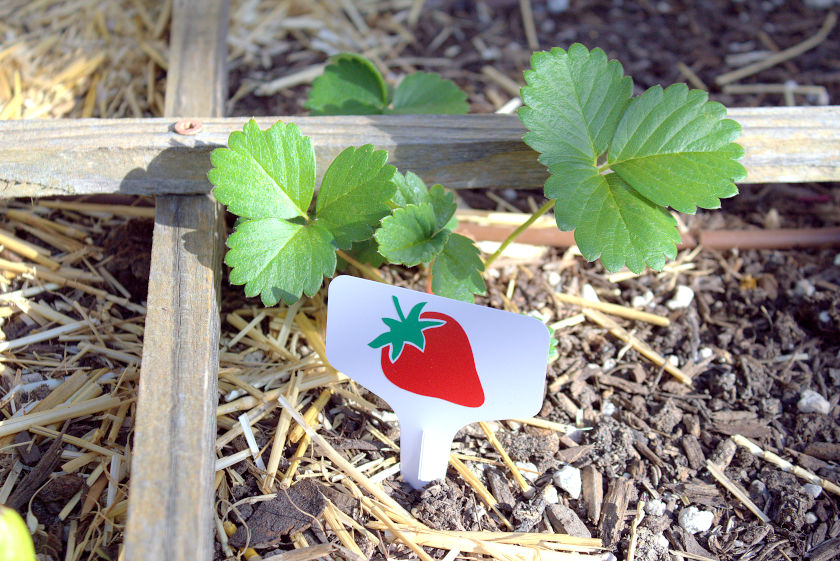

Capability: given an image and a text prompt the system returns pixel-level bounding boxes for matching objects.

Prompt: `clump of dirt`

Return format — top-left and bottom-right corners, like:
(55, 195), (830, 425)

(587, 416), (643, 478)
(412, 478), (486, 531)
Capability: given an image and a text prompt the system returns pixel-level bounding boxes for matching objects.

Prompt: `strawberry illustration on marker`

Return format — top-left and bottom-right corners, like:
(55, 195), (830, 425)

(368, 296), (485, 408)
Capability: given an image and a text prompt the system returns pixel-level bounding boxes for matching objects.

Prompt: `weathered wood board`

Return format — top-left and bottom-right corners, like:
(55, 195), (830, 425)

(122, 1), (227, 560)
(1, 106), (838, 199)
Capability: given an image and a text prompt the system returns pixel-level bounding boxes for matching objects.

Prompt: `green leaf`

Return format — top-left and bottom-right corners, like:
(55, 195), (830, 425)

(608, 83), (746, 214)
(387, 72), (469, 114)
(546, 324), (559, 363)
(315, 145), (397, 249)
(570, 173), (680, 273)
(520, 44), (632, 227)
(339, 238), (385, 270)
(368, 297), (445, 361)
(391, 170), (428, 207)
(226, 218), (337, 306)
(427, 184), (457, 231)
(519, 44), (744, 274)
(209, 120), (315, 220)
(390, 171), (456, 229)
(431, 233), (486, 302)
(305, 53), (387, 115)
(375, 203), (451, 266)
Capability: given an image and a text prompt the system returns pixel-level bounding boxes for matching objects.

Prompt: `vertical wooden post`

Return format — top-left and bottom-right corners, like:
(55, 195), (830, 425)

(124, 1), (228, 560)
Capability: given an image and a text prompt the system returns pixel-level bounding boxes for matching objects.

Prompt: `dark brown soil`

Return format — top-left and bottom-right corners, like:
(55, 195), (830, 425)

(229, 0), (840, 116)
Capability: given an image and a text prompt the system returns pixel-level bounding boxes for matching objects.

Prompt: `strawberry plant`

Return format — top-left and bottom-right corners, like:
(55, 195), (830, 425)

(368, 296), (485, 408)
(496, 43), (746, 273)
(305, 53), (468, 116)
(209, 44), (744, 308)
(208, 120), (485, 306)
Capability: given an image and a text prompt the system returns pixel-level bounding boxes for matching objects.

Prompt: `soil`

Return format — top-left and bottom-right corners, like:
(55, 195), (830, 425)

(217, 1), (840, 560)
(228, 0), (840, 117)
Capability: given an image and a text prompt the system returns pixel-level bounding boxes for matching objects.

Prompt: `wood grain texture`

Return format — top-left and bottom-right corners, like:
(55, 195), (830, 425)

(123, 1), (227, 561)
(1, 106), (839, 199)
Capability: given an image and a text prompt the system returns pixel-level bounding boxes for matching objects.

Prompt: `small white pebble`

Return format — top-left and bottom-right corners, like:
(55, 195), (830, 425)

(547, 271), (562, 287)
(515, 461), (540, 483)
(601, 400), (617, 417)
(553, 465), (582, 499)
(750, 480), (766, 497)
(602, 358), (617, 371)
(805, 0), (839, 9)
(803, 483), (823, 499)
(645, 499), (667, 517)
(699, 347), (714, 360)
(805, 512), (819, 524)
(502, 188), (518, 201)
(795, 279), (816, 297)
(479, 46), (501, 60)
(666, 285), (695, 310)
(564, 429), (585, 444)
(678, 506), (714, 534)
(667, 355), (681, 367)
(631, 291), (654, 308)
(379, 411), (399, 423)
(581, 284), (599, 302)
(819, 311), (831, 323)
(797, 390), (831, 415)
(542, 485), (559, 504)
(655, 533), (669, 549)
(547, 0), (570, 13)
(443, 45), (460, 59)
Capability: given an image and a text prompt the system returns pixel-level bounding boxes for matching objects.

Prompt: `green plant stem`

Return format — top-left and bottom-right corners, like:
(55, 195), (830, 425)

(482, 199), (556, 269)
(336, 249), (385, 283)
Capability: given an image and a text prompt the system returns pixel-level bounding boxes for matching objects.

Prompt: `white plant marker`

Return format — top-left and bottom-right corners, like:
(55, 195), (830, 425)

(326, 276), (549, 488)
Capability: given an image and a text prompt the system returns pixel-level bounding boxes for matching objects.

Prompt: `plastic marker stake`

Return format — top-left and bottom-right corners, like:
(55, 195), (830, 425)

(326, 275), (549, 489)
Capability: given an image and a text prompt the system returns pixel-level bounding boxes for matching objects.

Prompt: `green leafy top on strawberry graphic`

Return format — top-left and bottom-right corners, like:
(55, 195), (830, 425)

(368, 296), (444, 361)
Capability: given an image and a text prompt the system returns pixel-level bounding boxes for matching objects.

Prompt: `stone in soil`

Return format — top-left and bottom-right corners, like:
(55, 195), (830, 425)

(645, 499), (667, 517)
(666, 285), (695, 310)
(553, 465), (582, 499)
(797, 390), (831, 415)
(802, 483), (823, 499)
(678, 506), (714, 534)
(228, 479), (326, 549)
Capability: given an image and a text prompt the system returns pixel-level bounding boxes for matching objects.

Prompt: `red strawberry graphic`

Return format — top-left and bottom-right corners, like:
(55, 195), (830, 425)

(368, 296), (485, 408)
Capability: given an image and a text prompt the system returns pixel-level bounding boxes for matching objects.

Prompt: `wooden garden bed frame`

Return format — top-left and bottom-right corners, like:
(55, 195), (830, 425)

(0, 1), (838, 560)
